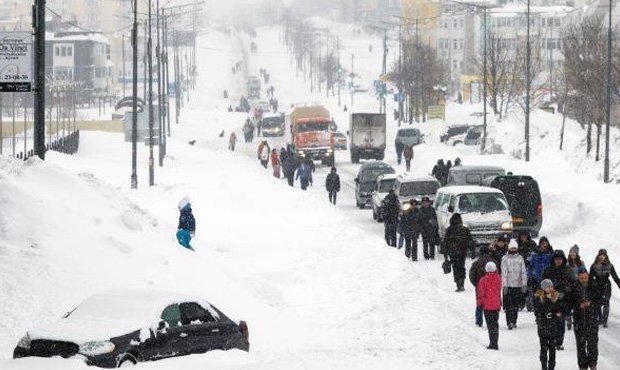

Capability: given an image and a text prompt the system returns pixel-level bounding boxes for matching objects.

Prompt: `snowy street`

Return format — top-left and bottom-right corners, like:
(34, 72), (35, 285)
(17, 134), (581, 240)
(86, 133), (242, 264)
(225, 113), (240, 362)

(2, 9), (620, 370)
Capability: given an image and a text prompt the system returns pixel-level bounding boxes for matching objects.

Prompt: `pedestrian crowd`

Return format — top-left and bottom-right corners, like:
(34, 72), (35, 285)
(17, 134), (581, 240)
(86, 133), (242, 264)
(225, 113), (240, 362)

(431, 157), (461, 185)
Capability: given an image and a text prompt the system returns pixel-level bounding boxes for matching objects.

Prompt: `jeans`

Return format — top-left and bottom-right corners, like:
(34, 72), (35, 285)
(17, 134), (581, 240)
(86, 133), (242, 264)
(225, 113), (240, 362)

(176, 229), (193, 250)
(503, 288), (522, 326)
(484, 310), (499, 348)
(384, 222), (397, 247)
(539, 335), (556, 370)
(574, 320), (598, 369)
(328, 191), (337, 205)
(476, 305), (484, 326)
(300, 178), (309, 190)
(421, 230), (434, 259)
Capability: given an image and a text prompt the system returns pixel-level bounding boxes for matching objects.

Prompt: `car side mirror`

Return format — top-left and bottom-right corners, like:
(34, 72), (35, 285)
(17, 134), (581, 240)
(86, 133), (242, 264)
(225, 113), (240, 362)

(448, 206), (455, 213)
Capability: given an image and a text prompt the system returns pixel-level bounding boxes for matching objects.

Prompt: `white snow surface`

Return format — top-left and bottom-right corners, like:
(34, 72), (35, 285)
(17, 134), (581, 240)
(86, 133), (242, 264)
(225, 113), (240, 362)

(1, 22), (620, 370)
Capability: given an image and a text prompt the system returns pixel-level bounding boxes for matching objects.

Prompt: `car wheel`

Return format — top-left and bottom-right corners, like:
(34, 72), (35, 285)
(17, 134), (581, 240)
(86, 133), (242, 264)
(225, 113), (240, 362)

(117, 354), (137, 367)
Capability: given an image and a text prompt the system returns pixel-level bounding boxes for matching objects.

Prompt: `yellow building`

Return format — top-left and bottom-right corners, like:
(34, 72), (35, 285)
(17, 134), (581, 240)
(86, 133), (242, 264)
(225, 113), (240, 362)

(401, 0), (440, 46)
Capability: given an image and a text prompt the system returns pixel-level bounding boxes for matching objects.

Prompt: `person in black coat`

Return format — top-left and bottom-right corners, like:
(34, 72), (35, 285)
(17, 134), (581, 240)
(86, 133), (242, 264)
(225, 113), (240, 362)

(589, 248), (620, 327)
(400, 199), (419, 261)
(443, 213), (474, 292)
(282, 153), (297, 187)
(382, 190), (401, 247)
(535, 279), (563, 370)
(417, 196), (438, 260)
(325, 167), (341, 205)
(542, 250), (576, 350)
(517, 231), (537, 266)
(570, 267), (600, 370)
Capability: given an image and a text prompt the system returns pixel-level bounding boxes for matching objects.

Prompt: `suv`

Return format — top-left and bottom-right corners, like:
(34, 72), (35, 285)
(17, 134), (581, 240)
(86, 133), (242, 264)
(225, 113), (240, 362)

(434, 186), (513, 254)
(394, 173), (441, 207)
(485, 175), (543, 237)
(447, 165), (506, 186)
(395, 127), (424, 147)
(355, 161), (395, 209)
(371, 173), (398, 221)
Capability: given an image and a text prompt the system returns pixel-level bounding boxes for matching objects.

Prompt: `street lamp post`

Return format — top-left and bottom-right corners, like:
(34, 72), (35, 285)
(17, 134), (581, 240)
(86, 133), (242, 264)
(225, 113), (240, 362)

(525, 0), (531, 162)
(131, 0), (138, 189)
(604, 0), (612, 182)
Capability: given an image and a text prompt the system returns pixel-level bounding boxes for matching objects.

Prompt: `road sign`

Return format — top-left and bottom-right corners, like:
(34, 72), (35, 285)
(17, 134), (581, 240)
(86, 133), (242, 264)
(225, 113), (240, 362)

(0, 32), (32, 92)
(428, 105), (446, 120)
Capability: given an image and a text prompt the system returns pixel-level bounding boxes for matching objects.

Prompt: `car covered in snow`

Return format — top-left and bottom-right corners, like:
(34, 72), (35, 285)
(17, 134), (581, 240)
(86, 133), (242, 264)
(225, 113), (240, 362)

(444, 125), (482, 146)
(371, 173), (398, 221)
(434, 186), (513, 253)
(440, 124), (470, 143)
(13, 290), (249, 368)
(394, 173), (441, 207)
(354, 161), (395, 209)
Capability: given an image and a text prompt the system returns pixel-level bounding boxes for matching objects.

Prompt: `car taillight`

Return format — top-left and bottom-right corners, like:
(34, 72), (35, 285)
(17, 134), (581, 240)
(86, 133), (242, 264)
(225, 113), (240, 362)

(536, 204), (543, 217)
(239, 321), (249, 342)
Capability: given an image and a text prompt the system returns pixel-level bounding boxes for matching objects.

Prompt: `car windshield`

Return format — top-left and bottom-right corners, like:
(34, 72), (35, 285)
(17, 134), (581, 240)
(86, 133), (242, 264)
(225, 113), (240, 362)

(262, 117), (283, 129)
(360, 167), (394, 183)
(379, 179), (396, 192)
(297, 121), (329, 132)
(399, 181), (439, 197)
(398, 129), (419, 137)
(457, 193), (509, 214)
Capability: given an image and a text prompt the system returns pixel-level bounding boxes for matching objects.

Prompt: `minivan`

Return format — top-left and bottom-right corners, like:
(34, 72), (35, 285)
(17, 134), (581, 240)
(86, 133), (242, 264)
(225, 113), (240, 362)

(447, 165), (506, 186)
(354, 161), (395, 209)
(371, 173), (399, 221)
(434, 186), (513, 255)
(394, 173), (441, 207)
(395, 127), (424, 147)
(485, 175), (543, 237)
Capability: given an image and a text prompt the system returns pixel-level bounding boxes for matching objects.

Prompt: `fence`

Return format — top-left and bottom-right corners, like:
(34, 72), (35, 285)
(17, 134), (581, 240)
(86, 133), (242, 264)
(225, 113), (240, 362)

(1, 130), (80, 160)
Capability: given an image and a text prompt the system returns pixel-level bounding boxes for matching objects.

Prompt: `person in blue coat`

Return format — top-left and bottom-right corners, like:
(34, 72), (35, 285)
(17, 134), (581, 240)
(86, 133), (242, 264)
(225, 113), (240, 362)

(176, 196), (196, 251)
(527, 237), (554, 311)
(296, 160), (313, 190)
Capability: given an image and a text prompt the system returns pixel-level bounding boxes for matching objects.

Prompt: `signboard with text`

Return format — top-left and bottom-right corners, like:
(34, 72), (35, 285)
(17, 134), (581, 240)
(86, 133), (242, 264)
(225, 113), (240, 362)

(0, 32), (32, 92)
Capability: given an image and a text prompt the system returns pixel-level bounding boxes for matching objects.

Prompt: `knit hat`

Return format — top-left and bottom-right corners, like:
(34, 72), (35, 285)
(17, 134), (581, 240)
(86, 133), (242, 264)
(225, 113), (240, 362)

(508, 239), (519, 250)
(598, 248), (608, 256)
(577, 266), (588, 275)
(485, 261), (497, 273)
(541, 279), (554, 290)
(569, 245), (579, 255)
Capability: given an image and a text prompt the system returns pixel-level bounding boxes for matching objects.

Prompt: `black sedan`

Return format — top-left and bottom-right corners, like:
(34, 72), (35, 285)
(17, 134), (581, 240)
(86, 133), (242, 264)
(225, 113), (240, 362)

(13, 290), (249, 367)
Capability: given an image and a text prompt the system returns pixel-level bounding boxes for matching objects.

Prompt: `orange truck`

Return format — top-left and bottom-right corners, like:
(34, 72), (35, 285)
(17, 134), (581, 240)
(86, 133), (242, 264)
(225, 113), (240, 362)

(285, 105), (335, 166)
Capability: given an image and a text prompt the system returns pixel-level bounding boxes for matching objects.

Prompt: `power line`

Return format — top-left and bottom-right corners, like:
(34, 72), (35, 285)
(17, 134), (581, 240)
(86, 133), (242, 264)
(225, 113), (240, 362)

(45, 6), (133, 34)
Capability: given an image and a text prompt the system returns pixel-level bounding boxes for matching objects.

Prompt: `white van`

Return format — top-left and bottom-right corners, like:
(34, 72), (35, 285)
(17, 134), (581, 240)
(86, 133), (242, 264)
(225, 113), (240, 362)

(394, 173), (441, 206)
(434, 186), (513, 248)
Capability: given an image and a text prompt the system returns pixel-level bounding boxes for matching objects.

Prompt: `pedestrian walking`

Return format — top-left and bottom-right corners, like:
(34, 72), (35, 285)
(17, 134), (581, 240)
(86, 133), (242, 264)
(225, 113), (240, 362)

(470, 246), (497, 327)
(382, 189), (401, 248)
(589, 248), (620, 328)
(432, 159), (445, 184)
(296, 160), (313, 190)
(403, 144), (414, 171)
(477, 261), (502, 350)
(542, 249), (576, 349)
(443, 213), (473, 292)
(228, 132), (237, 151)
(325, 167), (341, 205)
(282, 153), (297, 187)
(401, 199), (419, 261)
(258, 141), (270, 168)
(570, 267), (600, 370)
(501, 240), (528, 329)
(270, 148), (281, 178)
(567, 244), (585, 330)
(395, 139), (404, 165)
(535, 279), (563, 370)
(517, 231), (537, 266)
(176, 196), (196, 251)
(489, 237), (508, 270)
(527, 237), (554, 311)
(417, 196), (437, 260)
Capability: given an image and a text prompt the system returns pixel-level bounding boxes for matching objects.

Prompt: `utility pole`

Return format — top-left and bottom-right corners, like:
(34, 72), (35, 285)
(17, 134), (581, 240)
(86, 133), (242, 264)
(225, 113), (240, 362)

(382, 29), (387, 114)
(33, 0), (46, 160)
(337, 36), (341, 107)
(147, 0), (155, 186)
(398, 23), (403, 126)
(549, 15), (554, 102)
(604, 0), (612, 182)
(482, 6), (488, 152)
(525, 0), (531, 162)
(318, 36), (322, 94)
(156, 0), (165, 167)
(350, 53), (355, 107)
(163, 13), (171, 137)
(130, 0), (138, 189)
(414, 18), (419, 123)
(173, 29), (180, 124)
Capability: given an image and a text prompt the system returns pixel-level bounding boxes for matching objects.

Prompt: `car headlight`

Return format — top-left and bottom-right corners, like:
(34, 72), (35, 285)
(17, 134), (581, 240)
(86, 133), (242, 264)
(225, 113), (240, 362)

(17, 334), (31, 349)
(79, 341), (116, 356)
(501, 222), (513, 230)
(297, 151), (305, 157)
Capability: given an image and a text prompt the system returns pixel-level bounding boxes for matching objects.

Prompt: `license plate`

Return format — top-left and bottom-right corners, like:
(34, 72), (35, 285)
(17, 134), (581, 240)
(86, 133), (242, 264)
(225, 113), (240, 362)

(512, 217), (524, 224)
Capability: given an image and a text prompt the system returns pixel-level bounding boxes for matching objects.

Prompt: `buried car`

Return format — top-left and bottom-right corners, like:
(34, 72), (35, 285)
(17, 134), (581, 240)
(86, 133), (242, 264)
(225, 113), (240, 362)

(13, 290), (249, 368)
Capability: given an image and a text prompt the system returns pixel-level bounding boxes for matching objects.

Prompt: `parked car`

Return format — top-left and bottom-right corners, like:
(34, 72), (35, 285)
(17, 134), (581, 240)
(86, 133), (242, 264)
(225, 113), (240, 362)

(371, 173), (398, 221)
(485, 175), (543, 237)
(355, 161), (395, 209)
(440, 124), (470, 143)
(446, 165), (506, 186)
(394, 127), (424, 148)
(394, 173), (441, 207)
(434, 186), (513, 254)
(463, 126), (483, 146)
(334, 131), (348, 150)
(13, 290), (250, 368)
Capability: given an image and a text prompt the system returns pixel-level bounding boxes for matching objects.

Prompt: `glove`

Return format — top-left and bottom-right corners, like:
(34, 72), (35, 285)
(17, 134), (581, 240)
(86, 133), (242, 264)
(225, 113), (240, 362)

(521, 286), (528, 294)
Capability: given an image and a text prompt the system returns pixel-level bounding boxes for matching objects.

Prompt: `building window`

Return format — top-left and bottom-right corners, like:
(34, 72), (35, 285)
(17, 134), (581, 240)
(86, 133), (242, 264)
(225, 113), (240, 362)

(453, 39), (458, 49)
(61, 46), (66, 56)
(55, 46), (60, 56)
(67, 46), (72, 56)
(459, 39), (464, 50)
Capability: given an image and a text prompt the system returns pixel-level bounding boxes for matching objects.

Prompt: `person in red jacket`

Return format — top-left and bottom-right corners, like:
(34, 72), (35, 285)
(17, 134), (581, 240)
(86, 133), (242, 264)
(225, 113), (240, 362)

(270, 148), (281, 178)
(477, 261), (502, 350)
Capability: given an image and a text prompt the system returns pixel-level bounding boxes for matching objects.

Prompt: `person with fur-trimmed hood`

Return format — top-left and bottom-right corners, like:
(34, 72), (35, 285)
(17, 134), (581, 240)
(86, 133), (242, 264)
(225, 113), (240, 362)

(589, 248), (620, 328)
(542, 249), (576, 350)
(501, 240), (528, 330)
(477, 261), (502, 350)
(535, 279), (563, 370)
